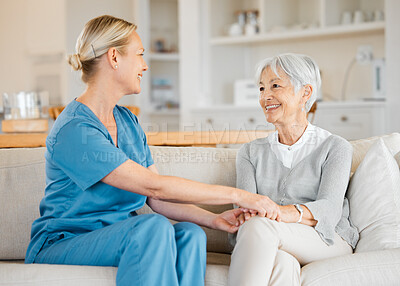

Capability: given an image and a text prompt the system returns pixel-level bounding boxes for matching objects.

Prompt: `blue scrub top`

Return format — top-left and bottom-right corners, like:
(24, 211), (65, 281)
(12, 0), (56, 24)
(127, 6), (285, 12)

(25, 99), (154, 263)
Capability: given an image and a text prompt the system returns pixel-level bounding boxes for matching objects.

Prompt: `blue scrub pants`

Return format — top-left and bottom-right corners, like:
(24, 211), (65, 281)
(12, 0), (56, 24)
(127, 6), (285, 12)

(34, 214), (207, 286)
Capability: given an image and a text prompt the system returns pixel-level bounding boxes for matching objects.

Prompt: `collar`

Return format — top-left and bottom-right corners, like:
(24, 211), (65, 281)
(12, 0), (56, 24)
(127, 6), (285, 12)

(268, 122), (314, 151)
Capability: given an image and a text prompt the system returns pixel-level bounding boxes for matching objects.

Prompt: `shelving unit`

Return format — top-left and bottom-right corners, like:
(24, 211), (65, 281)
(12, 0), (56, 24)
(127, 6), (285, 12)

(136, 0), (180, 132)
(209, 21), (385, 46)
(182, 0), (387, 137)
(148, 52), (180, 61)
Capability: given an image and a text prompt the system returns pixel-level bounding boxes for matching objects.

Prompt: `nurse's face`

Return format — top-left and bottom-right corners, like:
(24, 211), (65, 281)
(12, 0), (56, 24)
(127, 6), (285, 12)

(117, 31), (148, 95)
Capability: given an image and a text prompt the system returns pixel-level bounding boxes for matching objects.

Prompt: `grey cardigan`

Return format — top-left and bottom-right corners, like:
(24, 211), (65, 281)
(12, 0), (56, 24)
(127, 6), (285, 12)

(236, 135), (359, 248)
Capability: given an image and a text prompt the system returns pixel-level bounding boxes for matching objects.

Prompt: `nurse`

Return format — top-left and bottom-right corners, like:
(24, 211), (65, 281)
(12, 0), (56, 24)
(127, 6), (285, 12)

(25, 15), (279, 286)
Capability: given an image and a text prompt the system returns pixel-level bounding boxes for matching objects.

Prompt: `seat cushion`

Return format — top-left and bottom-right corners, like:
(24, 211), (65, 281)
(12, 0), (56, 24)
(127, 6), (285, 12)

(301, 248), (400, 286)
(0, 261), (229, 286)
(0, 261), (117, 286)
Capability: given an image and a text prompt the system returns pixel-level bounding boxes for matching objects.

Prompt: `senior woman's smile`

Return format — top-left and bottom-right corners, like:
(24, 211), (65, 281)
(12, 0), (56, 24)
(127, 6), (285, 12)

(265, 104), (281, 111)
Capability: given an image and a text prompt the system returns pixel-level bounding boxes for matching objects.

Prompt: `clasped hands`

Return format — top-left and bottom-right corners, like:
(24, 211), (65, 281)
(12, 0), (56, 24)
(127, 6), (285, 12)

(212, 195), (294, 234)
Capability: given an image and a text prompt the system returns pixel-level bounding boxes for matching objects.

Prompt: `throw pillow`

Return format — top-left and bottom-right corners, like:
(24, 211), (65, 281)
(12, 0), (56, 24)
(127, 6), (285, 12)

(350, 133), (400, 174)
(347, 138), (400, 253)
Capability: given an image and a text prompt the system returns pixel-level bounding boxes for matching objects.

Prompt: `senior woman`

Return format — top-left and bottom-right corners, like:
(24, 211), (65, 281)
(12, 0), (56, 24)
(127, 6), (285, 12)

(228, 53), (359, 286)
(25, 15), (281, 286)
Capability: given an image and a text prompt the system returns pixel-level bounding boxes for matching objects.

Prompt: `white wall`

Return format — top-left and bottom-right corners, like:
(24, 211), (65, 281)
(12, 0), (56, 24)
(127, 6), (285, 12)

(385, 0), (400, 133)
(0, 0), (33, 110)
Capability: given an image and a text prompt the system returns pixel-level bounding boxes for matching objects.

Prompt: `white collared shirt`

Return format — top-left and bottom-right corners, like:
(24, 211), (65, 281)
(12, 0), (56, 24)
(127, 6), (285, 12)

(268, 123), (332, 169)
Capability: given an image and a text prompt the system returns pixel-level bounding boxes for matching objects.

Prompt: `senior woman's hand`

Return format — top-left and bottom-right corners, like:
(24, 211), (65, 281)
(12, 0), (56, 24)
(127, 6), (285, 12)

(278, 205), (317, 226)
(236, 192), (281, 221)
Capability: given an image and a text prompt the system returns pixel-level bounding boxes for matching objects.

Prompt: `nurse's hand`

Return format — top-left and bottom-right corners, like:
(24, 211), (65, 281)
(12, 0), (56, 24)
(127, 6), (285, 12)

(211, 208), (250, 233)
(235, 191), (281, 221)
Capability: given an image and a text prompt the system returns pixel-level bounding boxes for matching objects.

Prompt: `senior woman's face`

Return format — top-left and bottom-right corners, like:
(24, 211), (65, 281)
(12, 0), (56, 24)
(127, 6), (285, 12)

(258, 66), (305, 126)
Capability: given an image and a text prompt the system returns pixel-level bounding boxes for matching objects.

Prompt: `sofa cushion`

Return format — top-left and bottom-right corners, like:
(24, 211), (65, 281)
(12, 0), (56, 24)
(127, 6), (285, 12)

(347, 139), (400, 253)
(0, 261), (228, 286)
(0, 261), (116, 286)
(349, 133), (400, 174)
(301, 248), (400, 286)
(0, 148), (46, 260)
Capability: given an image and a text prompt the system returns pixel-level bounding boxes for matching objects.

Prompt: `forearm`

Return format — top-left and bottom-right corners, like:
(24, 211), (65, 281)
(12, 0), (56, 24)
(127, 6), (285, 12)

(148, 198), (216, 229)
(103, 160), (240, 206)
(279, 204), (317, 226)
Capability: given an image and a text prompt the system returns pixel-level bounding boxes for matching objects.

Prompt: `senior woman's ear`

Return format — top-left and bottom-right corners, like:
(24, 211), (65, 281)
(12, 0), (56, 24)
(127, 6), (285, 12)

(303, 85), (313, 102)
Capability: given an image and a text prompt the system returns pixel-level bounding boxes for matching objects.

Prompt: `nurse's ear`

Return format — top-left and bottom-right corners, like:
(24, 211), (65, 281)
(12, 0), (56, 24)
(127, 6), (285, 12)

(107, 47), (119, 70)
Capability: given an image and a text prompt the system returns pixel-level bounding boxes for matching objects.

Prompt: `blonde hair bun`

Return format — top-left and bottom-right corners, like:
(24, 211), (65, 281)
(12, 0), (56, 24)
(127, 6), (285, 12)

(68, 54), (82, 71)
(69, 15), (137, 83)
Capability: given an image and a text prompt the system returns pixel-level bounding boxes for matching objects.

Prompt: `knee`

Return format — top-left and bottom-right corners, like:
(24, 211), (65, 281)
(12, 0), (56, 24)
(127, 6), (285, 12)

(174, 222), (207, 248)
(133, 214), (175, 240)
(237, 216), (279, 243)
(275, 251), (300, 269)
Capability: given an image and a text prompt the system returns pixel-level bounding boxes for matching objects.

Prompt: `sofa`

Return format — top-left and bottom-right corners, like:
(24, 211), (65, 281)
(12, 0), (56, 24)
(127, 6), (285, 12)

(1, 133), (400, 286)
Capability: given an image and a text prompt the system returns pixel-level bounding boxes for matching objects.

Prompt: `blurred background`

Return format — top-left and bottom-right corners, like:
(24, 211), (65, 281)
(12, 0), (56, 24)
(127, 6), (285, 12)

(0, 0), (399, 140)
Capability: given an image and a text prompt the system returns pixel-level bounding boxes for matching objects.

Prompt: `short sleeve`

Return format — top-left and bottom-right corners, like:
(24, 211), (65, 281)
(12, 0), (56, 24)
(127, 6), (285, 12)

(121, 106), (154, 168)
(140, 124), (154, 168)
(50, 119), (129, 191)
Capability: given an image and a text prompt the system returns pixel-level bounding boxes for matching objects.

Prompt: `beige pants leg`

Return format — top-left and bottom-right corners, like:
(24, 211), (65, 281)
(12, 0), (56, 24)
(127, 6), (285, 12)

(228, 216), (352, 286)
(269, 250), (300, 286)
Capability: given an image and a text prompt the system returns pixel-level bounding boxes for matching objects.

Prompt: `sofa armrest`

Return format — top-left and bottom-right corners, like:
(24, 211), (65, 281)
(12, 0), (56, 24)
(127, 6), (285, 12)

(301, 248), (400, 286)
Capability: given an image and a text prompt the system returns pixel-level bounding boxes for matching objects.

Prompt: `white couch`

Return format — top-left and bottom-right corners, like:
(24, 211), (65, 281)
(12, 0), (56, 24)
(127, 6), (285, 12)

(1, 134), (400, 286)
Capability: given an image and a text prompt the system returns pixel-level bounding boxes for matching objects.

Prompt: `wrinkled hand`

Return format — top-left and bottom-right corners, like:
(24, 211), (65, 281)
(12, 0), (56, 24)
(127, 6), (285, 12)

(278, 205), (299, 223)
(237, 191), (281, 221)
(211, 208), (250, 233)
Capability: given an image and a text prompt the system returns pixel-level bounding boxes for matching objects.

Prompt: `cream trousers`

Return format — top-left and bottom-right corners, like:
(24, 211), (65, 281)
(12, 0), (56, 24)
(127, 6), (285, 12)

(228, 217), (352, 286)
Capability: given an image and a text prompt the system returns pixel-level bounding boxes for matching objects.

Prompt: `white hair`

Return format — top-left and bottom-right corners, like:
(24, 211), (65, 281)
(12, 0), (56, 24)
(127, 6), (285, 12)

(255, 53), (321, 112)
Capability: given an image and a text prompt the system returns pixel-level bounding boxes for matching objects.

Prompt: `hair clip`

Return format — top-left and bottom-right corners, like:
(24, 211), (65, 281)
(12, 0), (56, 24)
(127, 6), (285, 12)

(91, 44), (97, 58)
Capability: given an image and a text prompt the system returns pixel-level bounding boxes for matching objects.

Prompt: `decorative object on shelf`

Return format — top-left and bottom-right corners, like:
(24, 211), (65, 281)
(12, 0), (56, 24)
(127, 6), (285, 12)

(244, 10), (259, 36)
(152, 39), (177, 53)
(228, 10), (259, 37)
(2, 91), (49, 133)
(3, 91), (46, 120)
(341, 45), (385, 102)
(341, 11), (353, 25)
(228, 11), (246, 36)
(153, 39), (167, 53)
(151, 78), (178, 109)
(353, 10), (365, 24)
(234, 79), (259, 107)
(372, 58), (386, 100)
(374, 10), (384, 22)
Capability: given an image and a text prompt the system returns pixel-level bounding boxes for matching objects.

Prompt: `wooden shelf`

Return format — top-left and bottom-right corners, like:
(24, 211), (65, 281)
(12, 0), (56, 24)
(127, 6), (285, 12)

(210, 22), (385, 46)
